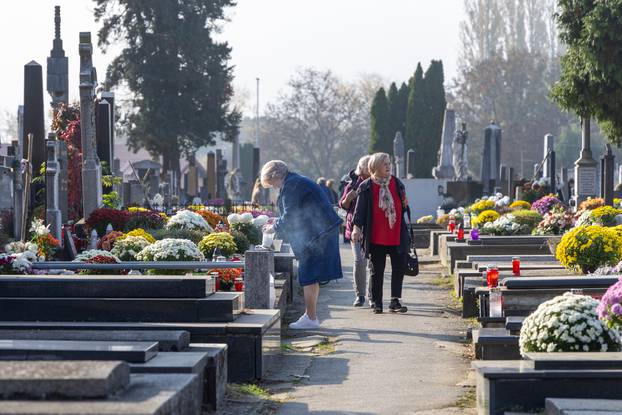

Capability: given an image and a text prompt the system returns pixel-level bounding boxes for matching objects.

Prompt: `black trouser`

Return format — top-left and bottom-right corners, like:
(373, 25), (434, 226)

(368, 243), (405, 306)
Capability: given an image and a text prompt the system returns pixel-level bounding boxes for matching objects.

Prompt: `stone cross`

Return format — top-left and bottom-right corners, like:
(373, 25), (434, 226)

(78, 32), (103, 219)
(46, 5), (68, 110)
(480, 121), (502, 194)
(45, 133), (62, 242)
(432, 108), (455, 179)
(393, 132), (405, 178)
(542, 134), (555, 178)
(574, 116), (598, 208)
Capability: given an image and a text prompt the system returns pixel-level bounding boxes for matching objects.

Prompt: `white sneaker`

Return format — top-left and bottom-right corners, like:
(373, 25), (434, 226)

(288, 313), (320, 330)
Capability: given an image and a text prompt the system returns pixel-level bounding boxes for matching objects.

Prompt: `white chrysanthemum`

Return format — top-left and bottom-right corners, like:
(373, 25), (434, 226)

(111, 236), (151, 261)
(227, 214), (241, 224)
(135, 238), (204, 262)
(253, 215), (269, 227)
(240, 212), (254, 224)
(519, 292), (620, 355)
(166, 210), (212, 232)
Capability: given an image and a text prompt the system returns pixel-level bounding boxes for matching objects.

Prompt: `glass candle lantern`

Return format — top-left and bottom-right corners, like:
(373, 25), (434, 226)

(234, 277), (244, 292)
(512, 256), (520, 276)
(470, 227), (479, 241)
(486, 264), (499, 287)
(456, 224), (465, 241)
(489, 287), (503, 317)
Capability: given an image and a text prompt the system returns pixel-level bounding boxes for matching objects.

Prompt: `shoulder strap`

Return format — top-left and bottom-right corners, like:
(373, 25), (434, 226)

(405, 206), (416, 255)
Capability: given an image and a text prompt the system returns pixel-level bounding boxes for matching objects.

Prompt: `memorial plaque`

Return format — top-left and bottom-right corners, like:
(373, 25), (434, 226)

(576, 166), (597, 195)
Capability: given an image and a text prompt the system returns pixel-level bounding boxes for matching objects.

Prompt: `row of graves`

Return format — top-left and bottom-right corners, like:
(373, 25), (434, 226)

(422, 138), (622, 414)
(0, 7), (293, 415)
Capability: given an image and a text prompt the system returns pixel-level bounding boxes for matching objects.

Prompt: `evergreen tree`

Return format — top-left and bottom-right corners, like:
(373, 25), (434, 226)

(93, 0), (241, 175)
(420, 60), (447, 178)
(369, 87), (391, 154)
(386, 82), (400, 147)
(405, 63), (427, 176)
(397, 82), (409, 137)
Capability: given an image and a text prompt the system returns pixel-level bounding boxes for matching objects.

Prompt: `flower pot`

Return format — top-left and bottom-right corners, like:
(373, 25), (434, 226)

(546, 236), (562, 256)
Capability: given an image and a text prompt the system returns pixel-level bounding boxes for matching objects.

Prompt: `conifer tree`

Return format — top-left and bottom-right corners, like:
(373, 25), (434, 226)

(405, 63), (426, 176)
(369, 87), (391, 154)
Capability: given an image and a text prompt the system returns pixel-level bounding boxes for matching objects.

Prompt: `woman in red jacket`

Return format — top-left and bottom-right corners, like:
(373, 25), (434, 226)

(351, 152), (410, 314)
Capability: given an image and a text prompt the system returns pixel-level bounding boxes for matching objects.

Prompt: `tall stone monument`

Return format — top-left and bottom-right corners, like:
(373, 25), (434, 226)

(100, 92), (115, 163)
(393, 132), (405, 178)
(206, 152), (216, 199)
(45, 133), (62, 241)
(23, 61), (46, 191)
(46, 5), (68, 110)
(432, 109), (455, 179)
(78, 32), (103, 219)
(480, 121), (502, 194)
(542, 134), (555, 179)
(574, 117), (598, 207)
(216, 149), (227, 199)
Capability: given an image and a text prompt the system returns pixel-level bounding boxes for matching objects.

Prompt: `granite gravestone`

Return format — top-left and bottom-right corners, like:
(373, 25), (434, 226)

(480, 121), (501, 194)
(216, 150), (227, 199)
(23, 61), (46, 207)
(432, 108), (455, 179)
(206, 152), (216, 199)
(574, 117), (598, 207)
(542, 134), (554, 179)
(0, 165), (12, 210)
(95, 98), (112, 170)
(46, 6), (68, 110)
(78, 32), (103, 218)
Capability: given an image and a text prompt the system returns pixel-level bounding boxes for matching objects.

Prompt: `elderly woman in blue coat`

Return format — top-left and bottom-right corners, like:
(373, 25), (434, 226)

(261, 160), (343, 329)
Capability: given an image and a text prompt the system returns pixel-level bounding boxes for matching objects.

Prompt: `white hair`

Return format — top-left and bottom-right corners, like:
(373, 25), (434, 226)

(260, 160), (289, 187)
(355, 155), (371, 176)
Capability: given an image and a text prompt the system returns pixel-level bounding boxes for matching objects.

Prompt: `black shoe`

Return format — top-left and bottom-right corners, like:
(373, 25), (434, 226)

(389, 298), (408, 313)
(373, 304), (383, 314)
(353, 296), (365, 307)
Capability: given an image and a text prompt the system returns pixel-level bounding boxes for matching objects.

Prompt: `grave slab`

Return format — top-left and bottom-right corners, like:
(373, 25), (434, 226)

(0, 275), (210, 298)
(545, 398), (622, 415)
(473, 360), (622, 415)
(0, 340), (158, 363)
(525, 352), (622, 370)
(472, 328), (520, 360)
(0, 360), (129, 399)
(0, 373), (201, 415)
(0, 292), (241, 323)
(0, 309), (280, 382)
(0, 329), (190, 352)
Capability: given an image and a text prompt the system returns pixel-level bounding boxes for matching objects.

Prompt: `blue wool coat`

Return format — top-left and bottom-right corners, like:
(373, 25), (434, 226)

(274, 172), (342, 258)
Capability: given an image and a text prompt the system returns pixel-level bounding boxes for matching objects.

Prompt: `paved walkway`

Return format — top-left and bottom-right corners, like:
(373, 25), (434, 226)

(272, 244), (474, 415)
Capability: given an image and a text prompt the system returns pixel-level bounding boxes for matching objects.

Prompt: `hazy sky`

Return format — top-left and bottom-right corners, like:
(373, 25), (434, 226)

(0, 0), (463, 122)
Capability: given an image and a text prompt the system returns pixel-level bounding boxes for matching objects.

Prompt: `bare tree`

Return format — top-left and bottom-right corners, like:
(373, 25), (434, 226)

(260, 68), (371, 181)
(0, 110), (18, 144)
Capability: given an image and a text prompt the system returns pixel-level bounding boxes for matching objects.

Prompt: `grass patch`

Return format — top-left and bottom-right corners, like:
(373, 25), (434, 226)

(431, 276), (453, 289)
(455, 387), (476, 409)
(230, 383), (270, 398)
(312, 339), (336, 355)
(280, 344), (296, 352)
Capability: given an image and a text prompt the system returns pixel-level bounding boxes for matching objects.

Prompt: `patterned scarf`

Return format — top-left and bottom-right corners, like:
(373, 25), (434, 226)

(372, 176), (396, 228)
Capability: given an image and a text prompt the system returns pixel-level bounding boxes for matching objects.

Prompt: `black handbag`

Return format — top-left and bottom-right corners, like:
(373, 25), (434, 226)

(404, 207), (419, 276)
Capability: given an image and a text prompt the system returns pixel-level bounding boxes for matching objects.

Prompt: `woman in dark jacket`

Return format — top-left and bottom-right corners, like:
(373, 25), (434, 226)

(339, 155), (370, 307)
(262, 160), (343, 329)
(352, 152), (410, 314)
